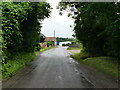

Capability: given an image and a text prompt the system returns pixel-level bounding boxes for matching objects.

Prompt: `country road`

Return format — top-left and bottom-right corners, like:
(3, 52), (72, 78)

(2, 47), (119, 88)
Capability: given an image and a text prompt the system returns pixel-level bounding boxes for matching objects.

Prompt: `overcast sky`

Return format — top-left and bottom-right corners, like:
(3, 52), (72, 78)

(41, 0), (74, 38)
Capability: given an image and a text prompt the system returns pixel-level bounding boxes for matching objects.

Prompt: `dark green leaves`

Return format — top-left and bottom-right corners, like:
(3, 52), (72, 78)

(2, 2), (51, 62)
(58, 2), (120, 57)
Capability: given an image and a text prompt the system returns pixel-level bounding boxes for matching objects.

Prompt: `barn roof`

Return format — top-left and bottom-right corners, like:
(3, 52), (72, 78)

(40, 33), (46, 38)
(44, 37), (56, 41)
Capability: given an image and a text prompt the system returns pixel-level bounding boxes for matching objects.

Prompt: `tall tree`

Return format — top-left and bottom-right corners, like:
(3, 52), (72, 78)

(2, 2), (51, 62)
(58, 2), (120, 57)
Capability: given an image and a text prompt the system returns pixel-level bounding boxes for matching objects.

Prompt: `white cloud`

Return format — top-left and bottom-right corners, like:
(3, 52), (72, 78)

(41, 0), (74, 38)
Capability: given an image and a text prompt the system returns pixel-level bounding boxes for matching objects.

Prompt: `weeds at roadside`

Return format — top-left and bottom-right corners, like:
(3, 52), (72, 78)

(72, 52), (119, 80)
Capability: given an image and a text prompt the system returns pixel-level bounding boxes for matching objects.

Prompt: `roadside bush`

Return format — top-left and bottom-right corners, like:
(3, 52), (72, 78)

(62, 43), (70, 46)
(58, 2), (120, 59)
(2, 2), (51, 62)
(1, 2), (51, 78)
(34, 43), (41, 51)
(62, 44), (67, 46)
(2, 53), (36, 78)
(46, 41), (52, 47)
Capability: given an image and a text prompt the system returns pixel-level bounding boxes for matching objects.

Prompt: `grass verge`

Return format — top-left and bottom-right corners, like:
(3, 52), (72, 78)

(2, 53), (36, 79)
(40, 46), (55, 52)
(67, 47), (81, 50)
(2, 46), (56, 79)
(72, 52), (119, 80)
(35, 46), (56, 54)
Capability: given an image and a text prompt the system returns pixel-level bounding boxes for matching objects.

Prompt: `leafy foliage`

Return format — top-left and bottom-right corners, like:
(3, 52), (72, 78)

(45, 41), (53, 47)
(2, 2), (51, 63)
(56, 37), (75, 42)
(2, 52), (36, 78)
(34, 43), (41, 51)
(58, 2), (120, 58)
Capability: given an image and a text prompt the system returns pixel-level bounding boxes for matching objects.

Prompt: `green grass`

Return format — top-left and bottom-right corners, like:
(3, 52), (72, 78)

(72, 52), (119, 79)
(40, 47), (55, 52)
(2, 53), (36, 79)
(67, 47), (81, 50)
(35, 46), (56, 54)
(2, 46), (56, 79)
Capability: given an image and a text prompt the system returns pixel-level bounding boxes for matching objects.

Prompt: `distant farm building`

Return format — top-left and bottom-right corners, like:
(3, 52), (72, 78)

(44, 37), (56, 46)
(40, 33), (47, 48)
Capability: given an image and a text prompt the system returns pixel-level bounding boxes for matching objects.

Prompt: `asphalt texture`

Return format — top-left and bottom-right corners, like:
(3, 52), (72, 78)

(2, 47), (119, 88)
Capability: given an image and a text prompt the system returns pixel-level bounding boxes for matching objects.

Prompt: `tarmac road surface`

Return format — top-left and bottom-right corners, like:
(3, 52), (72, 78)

(2, 47), (119, 88)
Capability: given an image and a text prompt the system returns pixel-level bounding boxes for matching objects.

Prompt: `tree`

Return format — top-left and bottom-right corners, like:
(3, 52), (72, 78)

(2, 2), (51, 62)
(58, 2), (120, 57)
